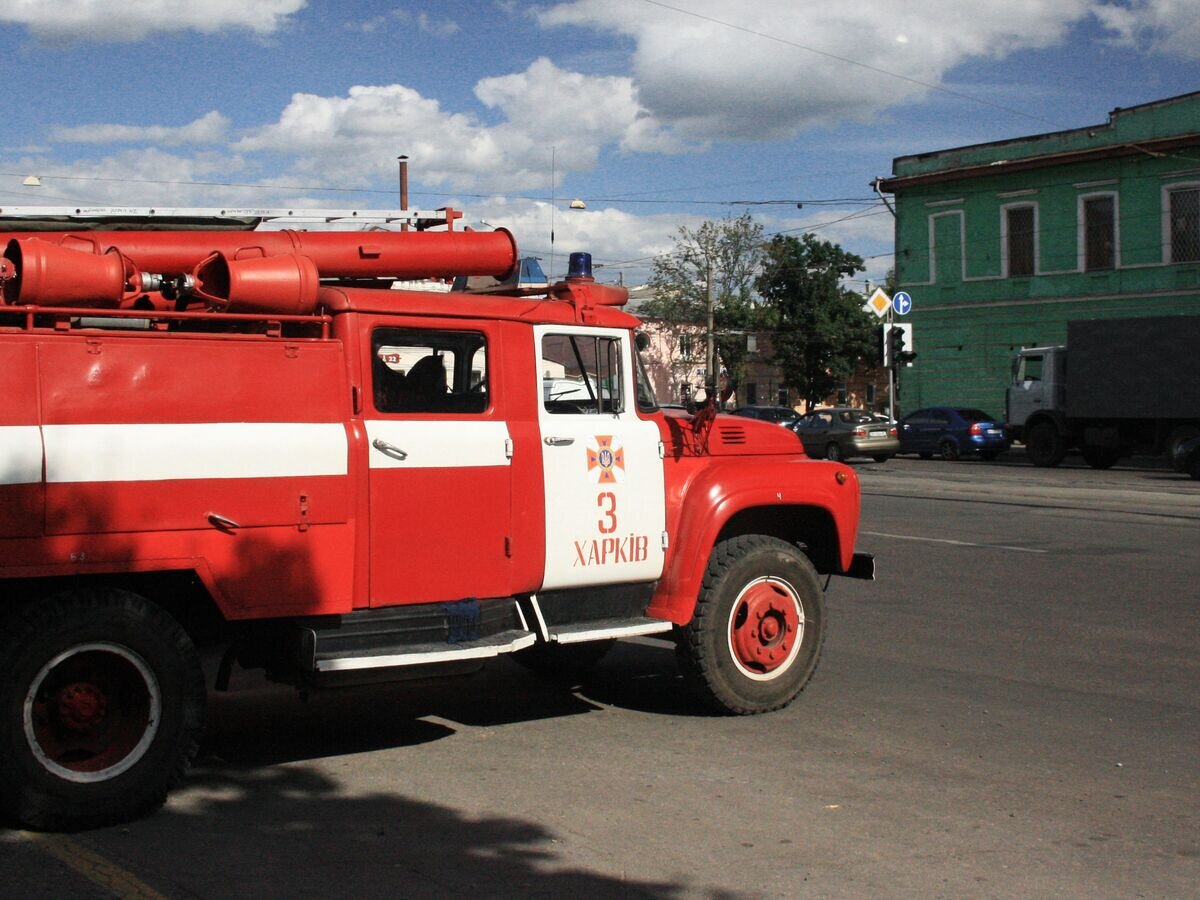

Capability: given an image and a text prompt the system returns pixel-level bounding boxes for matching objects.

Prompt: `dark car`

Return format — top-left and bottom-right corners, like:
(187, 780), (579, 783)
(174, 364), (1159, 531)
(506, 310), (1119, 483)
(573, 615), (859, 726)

(731, 405), (800, 428)
(793, 407), (899, 462)
(898, 406), (1009, 461)
(1172, 434), (1200, 480)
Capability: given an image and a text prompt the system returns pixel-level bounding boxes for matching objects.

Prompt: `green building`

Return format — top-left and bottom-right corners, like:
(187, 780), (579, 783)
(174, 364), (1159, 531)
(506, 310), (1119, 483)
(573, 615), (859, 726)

(879, 90), (1200, 418)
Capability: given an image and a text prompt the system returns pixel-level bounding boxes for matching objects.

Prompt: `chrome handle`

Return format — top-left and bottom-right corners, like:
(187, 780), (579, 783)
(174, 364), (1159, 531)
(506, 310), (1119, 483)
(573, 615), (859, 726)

(372, 438), (409, 460)
(543, 436), (575, 446)
(208, 512), (241, 531)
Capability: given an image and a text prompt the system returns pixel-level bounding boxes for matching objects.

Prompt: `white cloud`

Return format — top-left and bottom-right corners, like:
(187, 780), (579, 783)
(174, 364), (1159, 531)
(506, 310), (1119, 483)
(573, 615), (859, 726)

(537, 0), (1095, 139)
(49, 111), (230, 146)
(416, 12), (459, 37)
(344, 8), (459, 37)
(1093, 0), (1200, 59)
(0, 0), (305, 42)
(235, 59), (682, 192)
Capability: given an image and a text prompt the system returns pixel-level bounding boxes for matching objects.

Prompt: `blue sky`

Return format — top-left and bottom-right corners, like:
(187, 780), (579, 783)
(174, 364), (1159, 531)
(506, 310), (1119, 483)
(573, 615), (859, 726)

(2, 0), (1199, 288)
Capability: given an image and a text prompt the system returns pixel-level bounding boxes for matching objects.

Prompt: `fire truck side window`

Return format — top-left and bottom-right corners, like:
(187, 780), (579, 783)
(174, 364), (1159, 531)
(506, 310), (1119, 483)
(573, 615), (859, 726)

(373, 328), (488, 414)
(541, 333), (624, 415)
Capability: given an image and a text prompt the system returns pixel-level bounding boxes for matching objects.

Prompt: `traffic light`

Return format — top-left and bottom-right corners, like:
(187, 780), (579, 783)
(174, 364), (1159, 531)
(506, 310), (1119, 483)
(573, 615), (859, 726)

(889, 326), (905, 367)
(887, 324), (917, 367)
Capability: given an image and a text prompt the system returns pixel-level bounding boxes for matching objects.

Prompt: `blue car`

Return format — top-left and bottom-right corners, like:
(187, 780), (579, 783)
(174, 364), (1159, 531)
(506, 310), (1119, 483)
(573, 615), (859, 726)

(899, 407), (1009, 461)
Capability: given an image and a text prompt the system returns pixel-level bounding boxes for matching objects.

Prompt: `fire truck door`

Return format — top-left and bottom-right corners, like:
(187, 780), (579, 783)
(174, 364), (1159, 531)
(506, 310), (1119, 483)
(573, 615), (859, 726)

(535, 326), (666, 591)
(365, 326), (513, 604)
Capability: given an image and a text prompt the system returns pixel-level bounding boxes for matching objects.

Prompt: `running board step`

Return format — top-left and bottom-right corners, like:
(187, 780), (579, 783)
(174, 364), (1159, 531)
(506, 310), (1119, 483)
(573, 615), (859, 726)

(315, 629), (536, 671)
(549, 617), (674, 645)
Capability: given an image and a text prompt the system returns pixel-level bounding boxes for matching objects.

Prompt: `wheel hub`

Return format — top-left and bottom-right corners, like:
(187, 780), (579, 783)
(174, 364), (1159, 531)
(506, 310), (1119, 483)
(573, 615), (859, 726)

(730, 580), (803, 673)
(55, 682), (108, 732)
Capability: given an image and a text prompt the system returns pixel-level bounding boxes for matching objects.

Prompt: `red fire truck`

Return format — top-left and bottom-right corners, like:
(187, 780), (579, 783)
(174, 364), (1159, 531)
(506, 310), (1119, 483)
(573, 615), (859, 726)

(0, 207), (872, 830)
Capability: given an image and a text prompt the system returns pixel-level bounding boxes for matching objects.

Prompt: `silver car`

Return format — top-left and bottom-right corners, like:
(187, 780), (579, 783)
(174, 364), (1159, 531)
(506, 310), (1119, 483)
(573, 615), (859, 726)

(793, 407), (900, 462)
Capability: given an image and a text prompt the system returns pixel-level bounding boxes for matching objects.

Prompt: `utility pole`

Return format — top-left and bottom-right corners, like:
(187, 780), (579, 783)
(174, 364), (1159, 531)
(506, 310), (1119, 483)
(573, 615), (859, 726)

(397, 156), (409, 231)
(705, 260), (715, 404)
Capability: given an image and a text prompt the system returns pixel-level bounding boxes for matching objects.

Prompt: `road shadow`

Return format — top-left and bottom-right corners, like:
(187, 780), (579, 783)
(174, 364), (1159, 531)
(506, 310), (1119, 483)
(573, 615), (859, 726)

(52, 762), (698, 899)
(201, 639), (703, 768)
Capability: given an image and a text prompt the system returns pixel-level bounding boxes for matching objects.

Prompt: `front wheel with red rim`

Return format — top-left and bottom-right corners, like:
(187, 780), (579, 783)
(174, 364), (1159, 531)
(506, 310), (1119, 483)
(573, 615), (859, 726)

(677, 535), (825, 715)
(0, 590), (205, 831)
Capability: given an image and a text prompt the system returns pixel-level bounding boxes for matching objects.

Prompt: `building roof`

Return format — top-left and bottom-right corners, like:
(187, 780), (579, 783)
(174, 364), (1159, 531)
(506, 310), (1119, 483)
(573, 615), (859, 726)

(880, 90), (1200, 192)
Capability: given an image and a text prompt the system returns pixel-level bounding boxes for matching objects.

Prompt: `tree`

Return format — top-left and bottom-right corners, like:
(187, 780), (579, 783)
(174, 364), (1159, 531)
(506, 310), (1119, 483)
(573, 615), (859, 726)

(755, 233), (876, 409)
(641, 214), (765, 400)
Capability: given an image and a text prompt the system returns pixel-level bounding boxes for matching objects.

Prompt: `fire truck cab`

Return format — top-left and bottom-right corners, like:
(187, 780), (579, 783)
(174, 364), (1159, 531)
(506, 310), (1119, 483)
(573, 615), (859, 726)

(0, 207), (871, 831)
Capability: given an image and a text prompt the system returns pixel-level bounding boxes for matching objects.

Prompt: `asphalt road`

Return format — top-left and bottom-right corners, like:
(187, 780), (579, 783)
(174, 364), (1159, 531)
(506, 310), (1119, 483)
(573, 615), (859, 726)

(3, 457), (1197, 898)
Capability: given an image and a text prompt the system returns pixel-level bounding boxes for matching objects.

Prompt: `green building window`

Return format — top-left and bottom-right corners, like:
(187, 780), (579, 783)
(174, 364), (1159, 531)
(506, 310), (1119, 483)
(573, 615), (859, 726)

(1083, 195), (1115, 271)
(1169, 187), (1199, 263)
(1005, 206), (1035, 277)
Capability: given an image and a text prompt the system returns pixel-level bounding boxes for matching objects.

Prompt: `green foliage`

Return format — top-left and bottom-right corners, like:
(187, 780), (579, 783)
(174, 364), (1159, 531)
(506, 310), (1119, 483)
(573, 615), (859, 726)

(755, 233), (875, 408)
(642, 214), (765, 389)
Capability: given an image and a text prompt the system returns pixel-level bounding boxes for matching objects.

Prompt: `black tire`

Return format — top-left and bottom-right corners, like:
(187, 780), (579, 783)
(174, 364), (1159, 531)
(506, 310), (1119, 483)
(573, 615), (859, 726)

(1186, 451), (1200, 481)
(0, 589), (205, 831)
(872, 455), (891, 463)
(512, 639), (615, 679)
(1025, 421), (1066, 467)
(1082, 446), (1120, 469)
(676, 535), (824, 715)
(824, 442), (842, 461)
(939, 439), (960, 461)
(1166, 426), (1199, 462)
(918, 452), (934, 460)
(980, 450), (1000, 461)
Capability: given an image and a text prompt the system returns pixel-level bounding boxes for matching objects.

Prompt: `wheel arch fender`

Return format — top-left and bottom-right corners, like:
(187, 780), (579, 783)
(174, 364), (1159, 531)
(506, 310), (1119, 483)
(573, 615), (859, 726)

(646, 459), (860, 625)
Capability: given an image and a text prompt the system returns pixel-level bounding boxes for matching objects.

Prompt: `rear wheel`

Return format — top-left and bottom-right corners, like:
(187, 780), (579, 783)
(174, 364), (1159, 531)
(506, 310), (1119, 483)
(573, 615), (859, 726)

(677, 536), (824, 715)
(939, 439), (960, 461)
(1082, 446), (1120, 469)
(824, 442), (842, 461)
(1025, 421), (1066, 467)
(872, 454), (891, 463)
(1166, 426), (1199, 462)
(0, 589), (205, 831)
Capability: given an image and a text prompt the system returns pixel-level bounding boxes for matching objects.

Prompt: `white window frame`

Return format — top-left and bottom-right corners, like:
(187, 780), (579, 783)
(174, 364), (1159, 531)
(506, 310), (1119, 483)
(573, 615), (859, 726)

(1000, 202), (1039, 278)
(1162, 181), (1200, 264)
(1077, 191), (1119, 272)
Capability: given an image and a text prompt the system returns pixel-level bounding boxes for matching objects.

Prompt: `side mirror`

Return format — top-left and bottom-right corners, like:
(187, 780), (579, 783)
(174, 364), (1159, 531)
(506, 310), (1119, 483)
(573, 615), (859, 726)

(634, 332), (650, 352)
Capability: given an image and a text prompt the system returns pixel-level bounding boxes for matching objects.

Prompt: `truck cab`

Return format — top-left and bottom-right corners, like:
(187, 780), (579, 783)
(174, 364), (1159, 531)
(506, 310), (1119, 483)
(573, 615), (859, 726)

(1006, 344), (1065, 443)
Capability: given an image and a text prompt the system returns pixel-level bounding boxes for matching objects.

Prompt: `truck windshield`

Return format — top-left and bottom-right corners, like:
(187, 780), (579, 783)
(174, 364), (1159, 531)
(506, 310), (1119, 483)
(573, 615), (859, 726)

(1017, 354), (1043, 383)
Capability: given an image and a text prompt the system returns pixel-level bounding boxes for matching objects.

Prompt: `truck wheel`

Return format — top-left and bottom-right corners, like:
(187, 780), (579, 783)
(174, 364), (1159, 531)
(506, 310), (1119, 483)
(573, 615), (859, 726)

(677, 536), (824, 715)
(1167, 426), (1199, 462)
(939, 439), (960, 461)
(824, 442), (842, 461)
(512, 640), (614, 679)
(0, 589), (205, 831)
(1082, 446), (1120, 469)
(1025, 422), (1066, 467)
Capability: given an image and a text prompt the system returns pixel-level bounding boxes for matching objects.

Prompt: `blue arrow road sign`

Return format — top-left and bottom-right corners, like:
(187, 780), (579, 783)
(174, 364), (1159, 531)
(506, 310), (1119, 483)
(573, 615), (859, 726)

(892, 291), (912, 315)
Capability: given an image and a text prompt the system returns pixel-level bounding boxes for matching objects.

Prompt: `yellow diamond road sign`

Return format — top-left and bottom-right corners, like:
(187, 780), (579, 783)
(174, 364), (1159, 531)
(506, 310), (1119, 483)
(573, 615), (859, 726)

(865, 288), (891, 318)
